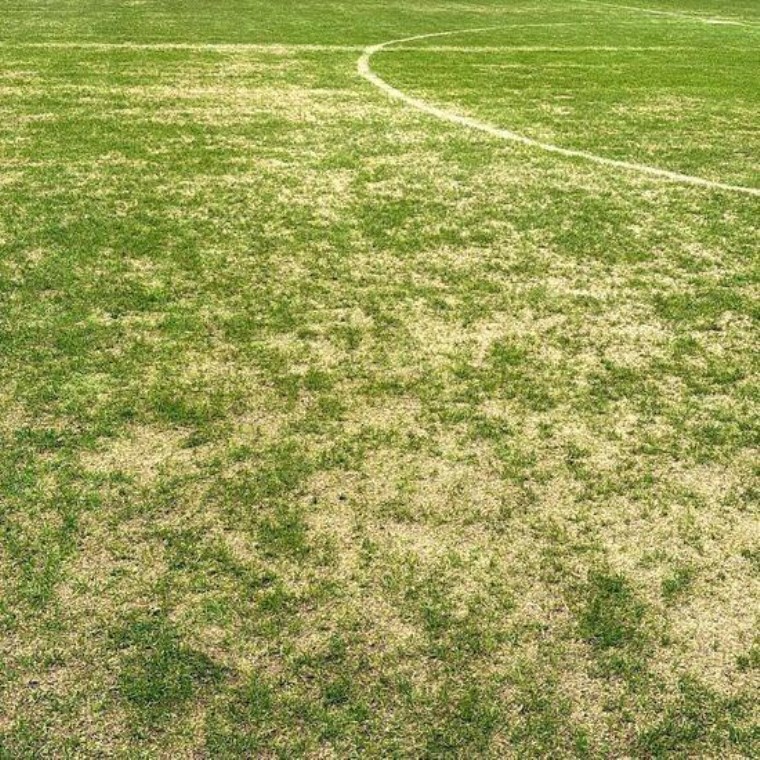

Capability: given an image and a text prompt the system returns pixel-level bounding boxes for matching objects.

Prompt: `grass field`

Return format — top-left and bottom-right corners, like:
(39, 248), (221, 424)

(1, 0), (758, 756)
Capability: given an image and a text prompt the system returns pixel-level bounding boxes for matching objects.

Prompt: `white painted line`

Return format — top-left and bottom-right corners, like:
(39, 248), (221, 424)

(358, 28), (759, 197)
(0, 24), (594, 51)
(576, 0), (760, 29)
(384, 45), (735, 53)
(0, 42), (365, 52)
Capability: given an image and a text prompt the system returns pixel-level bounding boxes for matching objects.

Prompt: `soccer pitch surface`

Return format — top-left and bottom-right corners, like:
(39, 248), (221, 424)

(1, 0), (758, 755)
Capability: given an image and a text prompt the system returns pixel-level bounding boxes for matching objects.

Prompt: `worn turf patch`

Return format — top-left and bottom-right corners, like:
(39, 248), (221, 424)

(0, 0), (758, 755)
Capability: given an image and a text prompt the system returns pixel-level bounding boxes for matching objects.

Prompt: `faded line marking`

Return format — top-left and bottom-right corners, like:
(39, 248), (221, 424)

(385, 45), (737, 53)
(0, 25), (590, 52)
(358, 28), (759, 197)
(0, 42), (365, 52)
(576, 0), (760, 29)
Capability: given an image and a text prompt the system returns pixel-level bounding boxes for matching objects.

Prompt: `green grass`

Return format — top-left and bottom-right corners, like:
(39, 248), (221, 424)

(0, 0), (758, 756)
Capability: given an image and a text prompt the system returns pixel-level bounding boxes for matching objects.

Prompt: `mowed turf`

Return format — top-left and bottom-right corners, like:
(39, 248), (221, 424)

(0, 0), (758, 756)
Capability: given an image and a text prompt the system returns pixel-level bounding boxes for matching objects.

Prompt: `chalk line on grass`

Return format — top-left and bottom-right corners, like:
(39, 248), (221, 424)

(576, 0), (760, 29)
(0, 24), (593, 52)
(0, 42), (366, 52)
(384, 45), (752, 53)
(358, 28), (759, 197)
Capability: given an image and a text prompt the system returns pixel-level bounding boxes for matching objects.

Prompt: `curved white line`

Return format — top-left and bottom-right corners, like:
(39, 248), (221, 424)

(358, 28), (760, 197)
